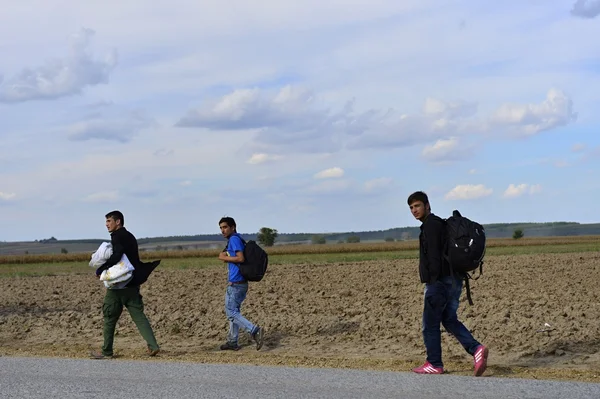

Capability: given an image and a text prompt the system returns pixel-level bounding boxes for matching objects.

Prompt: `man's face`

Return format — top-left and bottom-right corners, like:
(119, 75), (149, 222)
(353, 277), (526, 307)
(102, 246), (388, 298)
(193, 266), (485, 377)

(219, 223), (234, 238)
(106, 217), (120, 233)
(409, 200), (429, 222)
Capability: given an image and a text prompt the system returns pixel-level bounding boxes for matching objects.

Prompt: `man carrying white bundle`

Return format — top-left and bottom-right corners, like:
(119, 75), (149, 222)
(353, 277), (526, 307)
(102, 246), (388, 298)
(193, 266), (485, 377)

(90, 210), (161, 360)
(90, 242), (135, 288)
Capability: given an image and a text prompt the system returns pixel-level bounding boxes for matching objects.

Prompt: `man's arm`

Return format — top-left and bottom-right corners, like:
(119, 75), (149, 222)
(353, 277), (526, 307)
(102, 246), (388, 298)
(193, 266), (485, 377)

(218, 250), (245, 263)
(423, 218), (444, 283)
(218, 236), (245, 264)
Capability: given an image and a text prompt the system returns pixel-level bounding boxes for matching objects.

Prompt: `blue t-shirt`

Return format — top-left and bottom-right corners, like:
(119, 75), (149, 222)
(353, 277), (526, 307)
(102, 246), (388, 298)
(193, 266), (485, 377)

(226, 234), (246, 283)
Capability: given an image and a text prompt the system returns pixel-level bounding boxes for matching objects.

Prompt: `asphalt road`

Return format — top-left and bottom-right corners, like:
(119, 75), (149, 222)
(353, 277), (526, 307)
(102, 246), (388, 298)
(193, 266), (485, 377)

(0, 356), (599, 399)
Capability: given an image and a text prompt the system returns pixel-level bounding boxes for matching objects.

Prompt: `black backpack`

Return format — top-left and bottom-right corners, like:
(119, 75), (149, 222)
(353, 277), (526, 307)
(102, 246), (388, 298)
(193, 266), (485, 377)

(226, 237), (268, 282)
(443, 210), (486, 305)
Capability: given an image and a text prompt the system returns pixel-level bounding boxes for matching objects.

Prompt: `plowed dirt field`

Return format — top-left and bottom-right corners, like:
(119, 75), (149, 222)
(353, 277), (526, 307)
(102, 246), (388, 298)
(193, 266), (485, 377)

(1, 252), (599, 382)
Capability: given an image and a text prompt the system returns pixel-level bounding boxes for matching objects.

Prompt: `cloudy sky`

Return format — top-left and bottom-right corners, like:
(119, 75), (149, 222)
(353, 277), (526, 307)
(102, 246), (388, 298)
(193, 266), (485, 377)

(1, 0), (599, 241)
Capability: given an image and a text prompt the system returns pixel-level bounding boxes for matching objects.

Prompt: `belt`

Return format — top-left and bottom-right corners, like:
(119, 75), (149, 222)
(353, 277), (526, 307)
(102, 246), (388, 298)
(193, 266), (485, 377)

(228, 281), (247, 285)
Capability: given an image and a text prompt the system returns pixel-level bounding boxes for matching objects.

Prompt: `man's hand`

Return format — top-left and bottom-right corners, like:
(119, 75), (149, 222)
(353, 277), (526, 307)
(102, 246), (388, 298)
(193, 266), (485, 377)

(218, 252), (229, 262)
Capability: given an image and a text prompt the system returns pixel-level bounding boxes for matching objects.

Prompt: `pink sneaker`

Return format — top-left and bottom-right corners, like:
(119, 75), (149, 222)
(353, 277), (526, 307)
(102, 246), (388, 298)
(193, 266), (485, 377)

(412, 361), (444, 374)
(473, 345), (489, 376)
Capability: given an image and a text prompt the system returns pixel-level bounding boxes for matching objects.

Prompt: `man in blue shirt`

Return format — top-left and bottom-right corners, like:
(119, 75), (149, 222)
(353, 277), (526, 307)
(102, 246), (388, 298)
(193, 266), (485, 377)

(218, 217), (264, 351)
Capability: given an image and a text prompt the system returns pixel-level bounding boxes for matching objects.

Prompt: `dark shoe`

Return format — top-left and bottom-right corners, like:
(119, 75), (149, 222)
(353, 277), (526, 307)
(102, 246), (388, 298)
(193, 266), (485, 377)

(90, 350), (112, 360)
(147, 347), (160, 357)
(219, 342), (241, 351)
(252, 326), (264, 351)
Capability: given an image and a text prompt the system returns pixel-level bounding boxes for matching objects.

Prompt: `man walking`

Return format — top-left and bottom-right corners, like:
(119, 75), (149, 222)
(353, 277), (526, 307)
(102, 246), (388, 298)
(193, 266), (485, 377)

(90, 210), (160, 359)
(407, 191), (488, 376)
(218, 217), (264, 351)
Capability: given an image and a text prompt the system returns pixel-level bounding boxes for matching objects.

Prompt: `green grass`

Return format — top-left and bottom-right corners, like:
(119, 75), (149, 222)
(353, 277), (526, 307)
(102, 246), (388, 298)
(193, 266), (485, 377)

(486, 243), (600, 255)
(1, 242), (599, 278)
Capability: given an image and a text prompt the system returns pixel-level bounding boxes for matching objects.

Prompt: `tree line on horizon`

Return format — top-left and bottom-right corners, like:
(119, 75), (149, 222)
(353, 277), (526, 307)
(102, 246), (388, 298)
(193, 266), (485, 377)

(11, 221), (600, 246)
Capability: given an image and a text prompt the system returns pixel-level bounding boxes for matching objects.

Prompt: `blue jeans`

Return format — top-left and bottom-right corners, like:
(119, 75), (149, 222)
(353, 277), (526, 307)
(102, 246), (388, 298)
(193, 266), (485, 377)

(422, 275), (481, 368)
(225, 283), (257, 344)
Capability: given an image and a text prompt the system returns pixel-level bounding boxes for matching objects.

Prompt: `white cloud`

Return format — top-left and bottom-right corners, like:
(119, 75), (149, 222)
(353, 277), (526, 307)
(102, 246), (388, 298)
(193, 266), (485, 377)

(0, 192), (16, 201)
(314, 167), (344, 179)
(175, 86), (317, 130)
(529, 184), (542, 194)
(572, 143), (586, 152)
(67, 104), (154, 143)
(84, 191), (119, 203)
(421, 137), (474, 163)
(175, 85), (483, 154)
(175, 85), (578, 156)
(503, 183), (543, 198)
(503, 184), (528, 199)
(490, 89), (577, 136)
(445, 184), (493, 200)
(422, 98), (477, 119)
(468, 169), (479, 175)
(571, 0), (600, 19)
(247, 153), (283, 165)
(180, 180), (192, 186)
(0, 28), (117, 103)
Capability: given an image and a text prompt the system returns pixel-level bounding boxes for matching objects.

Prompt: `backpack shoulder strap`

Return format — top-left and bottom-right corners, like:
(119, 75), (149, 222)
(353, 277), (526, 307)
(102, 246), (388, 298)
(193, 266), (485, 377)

(464, 276), (474, 306)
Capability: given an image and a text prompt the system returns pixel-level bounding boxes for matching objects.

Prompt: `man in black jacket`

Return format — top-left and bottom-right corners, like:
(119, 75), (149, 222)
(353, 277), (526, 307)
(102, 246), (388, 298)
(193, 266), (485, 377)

(407, 191), (488, 376)
(90, 210), (160, 359)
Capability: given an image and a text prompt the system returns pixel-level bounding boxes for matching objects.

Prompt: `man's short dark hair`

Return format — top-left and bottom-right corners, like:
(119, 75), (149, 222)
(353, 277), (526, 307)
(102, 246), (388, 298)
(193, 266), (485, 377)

(219, 217), (236, 229)
(106, 210), (124, 226)
(407, 191), (429, 206)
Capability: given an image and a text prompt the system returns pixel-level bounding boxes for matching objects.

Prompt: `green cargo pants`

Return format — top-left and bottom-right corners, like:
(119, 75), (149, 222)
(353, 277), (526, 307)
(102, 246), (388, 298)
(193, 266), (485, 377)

(102, 286), (159, 356)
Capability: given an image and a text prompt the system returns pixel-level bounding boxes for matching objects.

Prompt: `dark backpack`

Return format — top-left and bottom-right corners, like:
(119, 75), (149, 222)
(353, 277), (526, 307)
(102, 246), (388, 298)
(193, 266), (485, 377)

(443, 210), (486, 305)
(226, 237), (268, 282)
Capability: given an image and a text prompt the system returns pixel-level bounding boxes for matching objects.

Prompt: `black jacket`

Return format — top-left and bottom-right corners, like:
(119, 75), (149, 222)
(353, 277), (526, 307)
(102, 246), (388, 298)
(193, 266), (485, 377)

(419, 213), (450, 284)
(95, 227), (160, 287)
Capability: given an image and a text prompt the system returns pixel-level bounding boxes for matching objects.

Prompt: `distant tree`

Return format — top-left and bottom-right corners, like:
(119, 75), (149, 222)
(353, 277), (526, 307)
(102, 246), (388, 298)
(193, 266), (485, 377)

(384, 237), (395, 242)
(337, 240), (344, 244)
(346, 235), (361, 243)
(176, 245), (185, 251)
(257, 227), (278, 247)
(60, 248), (68, 254)
(400, 232), (412, 241)
(513, 229), (524, 239)
(311, 235), (327, 245)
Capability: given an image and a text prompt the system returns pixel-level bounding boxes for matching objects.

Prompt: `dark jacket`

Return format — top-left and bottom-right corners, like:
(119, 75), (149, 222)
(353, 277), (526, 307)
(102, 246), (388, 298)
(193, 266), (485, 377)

(419, 213), (450, 284)
(95, 227), (160, 287)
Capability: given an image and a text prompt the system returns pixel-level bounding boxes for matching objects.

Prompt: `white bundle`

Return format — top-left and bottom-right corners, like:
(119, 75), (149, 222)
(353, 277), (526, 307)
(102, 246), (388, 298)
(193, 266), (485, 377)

(89, 242), (113, 268)
(89, 242), (135, 288)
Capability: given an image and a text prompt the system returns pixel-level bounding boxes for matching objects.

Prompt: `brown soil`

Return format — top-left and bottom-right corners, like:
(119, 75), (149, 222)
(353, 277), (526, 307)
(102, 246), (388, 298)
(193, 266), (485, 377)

(1, 253), (600, 382)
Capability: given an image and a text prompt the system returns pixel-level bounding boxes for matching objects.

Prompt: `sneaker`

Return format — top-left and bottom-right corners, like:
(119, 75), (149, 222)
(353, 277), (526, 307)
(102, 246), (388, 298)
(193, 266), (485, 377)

(412, 361), (444, 374)
(89, 350), (112, 360)
(252, 326), (264, 351)
(219, 342), (241, 351)
(473, 345), (489, 376)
